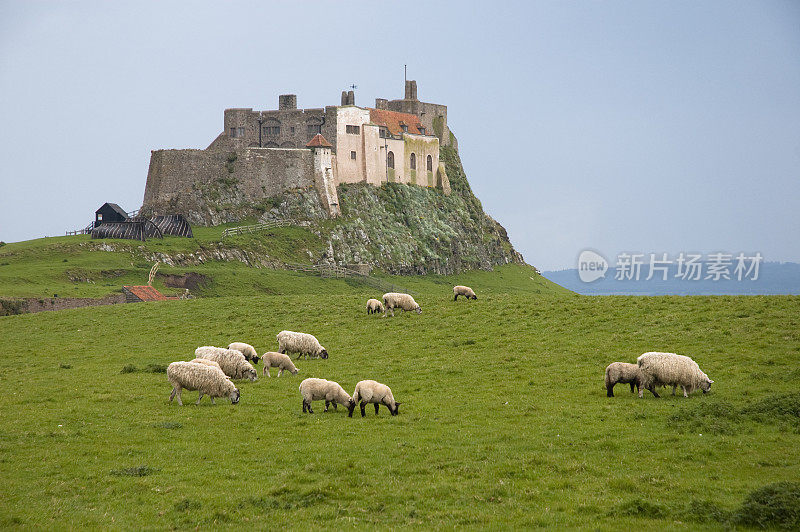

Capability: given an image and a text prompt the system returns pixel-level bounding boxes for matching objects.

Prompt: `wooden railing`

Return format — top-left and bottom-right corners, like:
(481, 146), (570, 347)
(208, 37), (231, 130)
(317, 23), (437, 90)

(221, 220), (292, 238)
(66, 221), (95, 236)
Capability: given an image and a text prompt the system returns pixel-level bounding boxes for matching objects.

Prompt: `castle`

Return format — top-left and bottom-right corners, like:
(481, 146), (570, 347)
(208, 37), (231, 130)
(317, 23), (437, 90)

(141, 80), (454, 219)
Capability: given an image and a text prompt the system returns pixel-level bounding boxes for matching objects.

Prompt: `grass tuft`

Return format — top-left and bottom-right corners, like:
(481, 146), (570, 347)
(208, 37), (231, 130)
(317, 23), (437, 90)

(731, 482), (800, 530)
(110, 465), (159, 477)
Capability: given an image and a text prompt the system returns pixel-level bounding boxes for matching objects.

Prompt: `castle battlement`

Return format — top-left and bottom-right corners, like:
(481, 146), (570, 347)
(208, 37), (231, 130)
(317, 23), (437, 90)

(142, 80), (452, 221)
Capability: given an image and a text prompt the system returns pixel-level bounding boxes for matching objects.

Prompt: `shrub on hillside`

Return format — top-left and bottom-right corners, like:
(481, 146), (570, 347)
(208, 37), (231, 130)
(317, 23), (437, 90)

(731, 482), (800, 530)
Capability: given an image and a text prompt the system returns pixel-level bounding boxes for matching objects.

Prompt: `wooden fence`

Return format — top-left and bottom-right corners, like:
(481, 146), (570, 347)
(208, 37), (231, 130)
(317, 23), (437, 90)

(221, 220), (292, 238)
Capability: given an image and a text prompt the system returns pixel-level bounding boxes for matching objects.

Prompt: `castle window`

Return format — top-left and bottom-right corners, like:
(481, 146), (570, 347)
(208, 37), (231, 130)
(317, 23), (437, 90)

(401, 124), (408, 133)
(379, 128), (389, 139)
(419, 127), (426, 135)
(350, 151), (356, 160)
(233, 127), (244, 138)
(290, 127), (295, 134)
(307, 124), (321, 136)
(346, 125), (360, 135)
(427, 155), (433, 171)
(263, 126), (280, 136)
(410, 153), (416, 170)
(387, 151), (394, 169)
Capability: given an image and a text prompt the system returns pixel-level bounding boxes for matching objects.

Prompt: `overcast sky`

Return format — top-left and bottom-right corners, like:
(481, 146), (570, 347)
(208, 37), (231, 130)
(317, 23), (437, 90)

(1, 1), (798, 270)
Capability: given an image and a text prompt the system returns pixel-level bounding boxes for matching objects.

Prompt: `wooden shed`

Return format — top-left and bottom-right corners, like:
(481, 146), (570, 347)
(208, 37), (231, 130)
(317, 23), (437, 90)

(95, 203), (128, 226)
(122, 285), (168, 303)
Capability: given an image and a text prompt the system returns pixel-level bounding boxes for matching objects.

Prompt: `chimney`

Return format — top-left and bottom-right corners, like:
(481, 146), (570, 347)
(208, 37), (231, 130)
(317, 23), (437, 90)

(375, 98), (388, 110)
(347, 90), (355, 105)
(278, 94), (297, 110)
(341, 91), (348, 106)
(404, 80), (417, 100)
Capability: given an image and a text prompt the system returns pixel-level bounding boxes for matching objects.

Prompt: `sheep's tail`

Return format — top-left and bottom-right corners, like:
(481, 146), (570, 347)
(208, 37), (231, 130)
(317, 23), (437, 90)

(604, 366), (611, 387)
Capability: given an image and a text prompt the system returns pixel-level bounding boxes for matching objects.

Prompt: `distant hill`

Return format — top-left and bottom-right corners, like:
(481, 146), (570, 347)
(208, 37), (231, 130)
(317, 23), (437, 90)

(542, 261), (800, 295)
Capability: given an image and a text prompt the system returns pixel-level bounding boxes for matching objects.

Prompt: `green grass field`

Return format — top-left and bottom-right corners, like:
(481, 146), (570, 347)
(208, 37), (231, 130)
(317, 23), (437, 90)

(1, 276), (798, 528)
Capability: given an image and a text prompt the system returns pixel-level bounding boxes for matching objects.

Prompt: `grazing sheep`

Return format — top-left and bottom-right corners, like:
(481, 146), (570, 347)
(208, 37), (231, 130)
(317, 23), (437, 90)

(276, 331), (328, 360)
(299, 378), (355, 416)
(382, 292), (421, 317)
(352, 380), (401, 417)
(453, 285), (477, 301)
(366, 298), (385, 315)
(261, 351), (299, 377)
(604, 362), (643, 397)
(194, 346), (258, 381)
(637, 352), (714, 398)
(228, 342), (260, 364)
(167, 361), (240, 405)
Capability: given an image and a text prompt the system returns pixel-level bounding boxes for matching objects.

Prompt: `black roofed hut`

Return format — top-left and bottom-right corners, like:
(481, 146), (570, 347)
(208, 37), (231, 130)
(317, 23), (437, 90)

(95, 203), (128, 226)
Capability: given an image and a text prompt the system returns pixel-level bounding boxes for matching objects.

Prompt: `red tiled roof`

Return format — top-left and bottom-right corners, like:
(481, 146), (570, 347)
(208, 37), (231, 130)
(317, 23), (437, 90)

(123, 285), (168, 301)
(369, 108), (425, 136)
(306, 134), (333, 148)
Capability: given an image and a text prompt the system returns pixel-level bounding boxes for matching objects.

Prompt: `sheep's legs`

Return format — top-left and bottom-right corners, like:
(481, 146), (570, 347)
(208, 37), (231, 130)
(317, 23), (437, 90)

(629, 382), (635, 393)
(172, 387), (183, 406)
(169, 387), (178, 403)
(374, 403), (380, 415)
(360, 402), (367, 417)
(278, 369), (283, 377)
(210, 397), (216, 405)
(682, 386), (689, 398)
(324, 400), (330, 412)
(454, 294), (459, 301)
(303, 399), (313, 413)
(196, 391), (204, 405)
(607, 385), (615, 398)
(263, 366), (270, 377)
(671, 385), (677, 395)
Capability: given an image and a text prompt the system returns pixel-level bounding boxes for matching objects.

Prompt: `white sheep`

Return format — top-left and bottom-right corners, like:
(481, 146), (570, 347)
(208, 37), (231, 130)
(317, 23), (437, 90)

(453, 285), (477, 301)
(298, 378), (355, 416)
(261, 351), (299, 377)
(276, 331), (328, 360)
(366, 298), (385, 315)
(604, 362), (643, 397)
(352, 380), (401, 416)
(228, 342), (260, 364)
(167, 361), (240, 405)
(382, 292), (421, 317)
(194, 346), (258, 381)
(637, 352), (713, 398)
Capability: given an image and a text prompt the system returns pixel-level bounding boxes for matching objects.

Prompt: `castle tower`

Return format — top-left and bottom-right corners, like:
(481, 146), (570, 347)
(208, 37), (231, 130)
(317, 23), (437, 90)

(306, 134), (340, 217)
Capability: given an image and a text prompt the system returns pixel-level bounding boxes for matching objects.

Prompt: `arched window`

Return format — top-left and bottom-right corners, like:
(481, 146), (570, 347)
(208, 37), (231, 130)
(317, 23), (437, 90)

(427, 155), (433, 171)
(410, 153), (416, 170)
(387, 151), (395, 169)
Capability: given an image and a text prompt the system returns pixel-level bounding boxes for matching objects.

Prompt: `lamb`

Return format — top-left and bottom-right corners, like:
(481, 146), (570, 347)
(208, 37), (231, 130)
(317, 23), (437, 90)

(276, 331), (328, 360)
(227, 342), (260, 364)
(366, 298), (385, 315)
(299, 378), (355, 416)
(453, 285), (477, 301)
(382, 292), (421, 317)
(352, 380), (401, 417)
(636, 352), (714, 398)
(260, 351), (299, 377)
(194, 346), (258, 381)
(604, 362), (643, 397)
(167, 361), (240, 405)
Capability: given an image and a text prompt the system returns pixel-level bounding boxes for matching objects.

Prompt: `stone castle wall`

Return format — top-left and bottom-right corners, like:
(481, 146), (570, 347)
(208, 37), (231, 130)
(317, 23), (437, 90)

(142, 147), (316, 217)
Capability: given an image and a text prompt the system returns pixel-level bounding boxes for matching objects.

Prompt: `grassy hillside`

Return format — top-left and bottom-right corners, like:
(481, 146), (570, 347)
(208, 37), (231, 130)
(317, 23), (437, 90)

(0, 226), (560, 301)
(1, 290), (798, 528)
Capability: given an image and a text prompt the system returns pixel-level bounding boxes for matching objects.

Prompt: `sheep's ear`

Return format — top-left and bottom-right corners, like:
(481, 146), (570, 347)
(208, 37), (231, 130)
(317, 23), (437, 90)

(708, 379), (714, 384)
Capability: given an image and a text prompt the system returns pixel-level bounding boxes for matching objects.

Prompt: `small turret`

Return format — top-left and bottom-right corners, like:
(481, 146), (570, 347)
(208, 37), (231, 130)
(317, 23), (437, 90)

(279, 94), (297, 110)
(404, 80), (417, 100)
